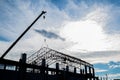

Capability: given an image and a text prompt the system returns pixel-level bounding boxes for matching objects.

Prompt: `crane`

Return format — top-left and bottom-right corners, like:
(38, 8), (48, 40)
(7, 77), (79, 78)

(0, 11), (46, 59)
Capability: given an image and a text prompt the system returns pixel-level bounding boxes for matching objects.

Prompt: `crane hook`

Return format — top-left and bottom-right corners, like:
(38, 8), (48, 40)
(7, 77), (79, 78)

(43, 16), (45, 19)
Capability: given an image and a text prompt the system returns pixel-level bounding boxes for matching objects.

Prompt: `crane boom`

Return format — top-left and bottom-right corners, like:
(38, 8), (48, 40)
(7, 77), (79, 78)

(1, 11), (46, 59)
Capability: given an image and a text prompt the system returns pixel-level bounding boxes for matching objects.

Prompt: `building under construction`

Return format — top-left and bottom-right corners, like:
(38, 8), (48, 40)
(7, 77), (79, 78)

(0, 11), (99, 80)
(0, 47), (98, 80)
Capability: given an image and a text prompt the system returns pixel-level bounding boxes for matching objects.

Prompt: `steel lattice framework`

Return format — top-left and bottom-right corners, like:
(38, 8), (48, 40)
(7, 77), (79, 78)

(27, 47), (93, 71)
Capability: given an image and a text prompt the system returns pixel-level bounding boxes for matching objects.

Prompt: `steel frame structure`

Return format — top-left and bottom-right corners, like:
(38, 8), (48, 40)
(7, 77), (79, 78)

(27, 47), (93, 72)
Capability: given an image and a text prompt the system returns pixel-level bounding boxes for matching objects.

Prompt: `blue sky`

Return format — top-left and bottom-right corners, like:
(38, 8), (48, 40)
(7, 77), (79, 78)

(0, 0), (120, 79)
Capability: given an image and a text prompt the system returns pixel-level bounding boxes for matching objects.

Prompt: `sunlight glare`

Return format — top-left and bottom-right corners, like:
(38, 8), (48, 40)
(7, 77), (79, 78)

(60, 20), (107, 52)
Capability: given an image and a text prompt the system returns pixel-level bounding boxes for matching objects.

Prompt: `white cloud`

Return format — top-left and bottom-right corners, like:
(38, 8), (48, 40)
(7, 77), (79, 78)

(59, 1), (120, 65)
(0, 41), (10, 54)
(108, 73), (120, 79)
(84, 6), (110, 25)
(59, 3), (120, 53)
(63, 50), (120, 64)
(60, 19), (109, 52)
(109, 64), (120, 69)
(109, 62), (120, 69)
(95, 68), (108, 73)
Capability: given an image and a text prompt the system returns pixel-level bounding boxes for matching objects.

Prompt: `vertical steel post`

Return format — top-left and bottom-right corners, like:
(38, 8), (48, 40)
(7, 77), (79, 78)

(80, 69), (83, 74)
(65, 66), (69, 80)
(19, 53), (27, 80)
(74, 67), (76, 74)
(92, 67), (95, 80)
(85, 65), (87, 74)
(56, 63), (59, 80)
(41, 59), (46, 80)
(56, 63), (59, 74)
(89, 67), (92, 80)
(85, 65), (88, 80)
